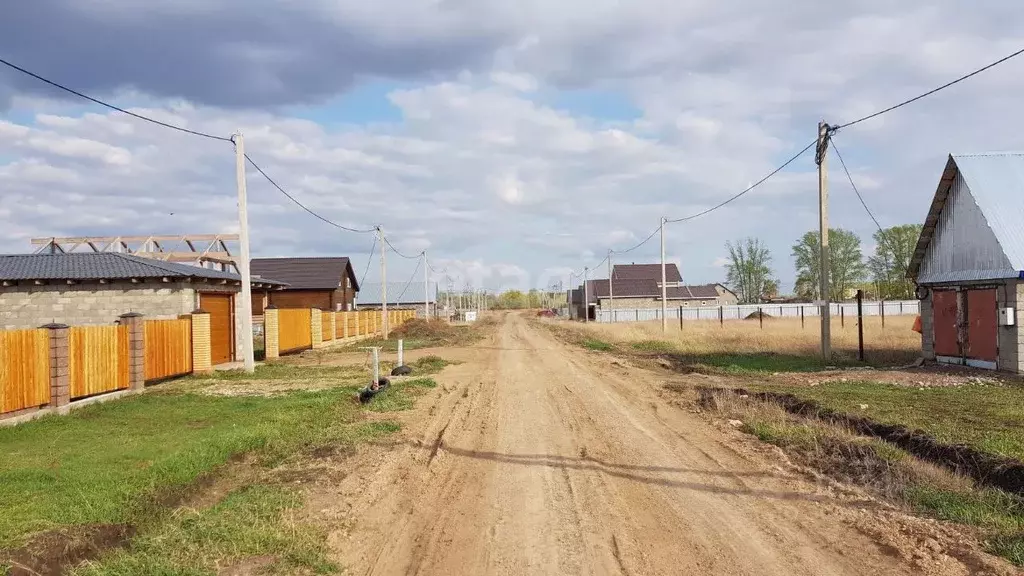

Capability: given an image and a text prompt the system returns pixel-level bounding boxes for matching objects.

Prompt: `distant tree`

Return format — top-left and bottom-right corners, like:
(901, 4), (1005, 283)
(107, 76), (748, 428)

(725, 238), (777, 304)
(792, 229), (866, 301)
(867, 224), (922, 300)
(495, 290), (527, 309)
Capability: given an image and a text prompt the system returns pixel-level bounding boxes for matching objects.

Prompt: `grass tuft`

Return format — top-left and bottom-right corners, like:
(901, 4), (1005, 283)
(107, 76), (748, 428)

(629, 340), (677, 353)
(582, 338), (614, 352)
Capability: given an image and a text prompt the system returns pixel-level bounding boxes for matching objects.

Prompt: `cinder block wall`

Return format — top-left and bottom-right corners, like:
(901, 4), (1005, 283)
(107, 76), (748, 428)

(998, 281), (1022, 373)
(0, 281), (195, 329)
(920, 290), (935, 360)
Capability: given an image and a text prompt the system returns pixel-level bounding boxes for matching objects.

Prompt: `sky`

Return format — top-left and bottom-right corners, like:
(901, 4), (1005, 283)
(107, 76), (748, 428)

(1, 1), (1023, 294)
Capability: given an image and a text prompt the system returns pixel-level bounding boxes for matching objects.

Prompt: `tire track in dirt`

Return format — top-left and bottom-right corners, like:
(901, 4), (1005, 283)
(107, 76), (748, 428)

(315, 313), (1016, 576)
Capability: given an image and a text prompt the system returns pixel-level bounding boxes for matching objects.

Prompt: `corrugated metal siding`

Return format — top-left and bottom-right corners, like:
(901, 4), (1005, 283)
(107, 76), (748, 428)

(953, 153), (1024, 270)
(917, 170), (1017, 284)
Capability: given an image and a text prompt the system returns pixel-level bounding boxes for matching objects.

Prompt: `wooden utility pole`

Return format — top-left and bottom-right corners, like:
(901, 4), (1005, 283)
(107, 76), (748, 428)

(660, 217), (668, 333)
(608, 249), (614, 314)
(423, 251), (429, 319)
(232, 132), (255, 373)
(583, 267), (589, 323)
(379, 226), (388, 339)
(817, 121), (832, 361)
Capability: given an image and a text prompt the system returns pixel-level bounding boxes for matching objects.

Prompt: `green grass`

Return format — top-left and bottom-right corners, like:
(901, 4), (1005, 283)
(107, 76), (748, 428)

(582, 338), (614, 352)
(73, 485), (336, 575)
(188, 363), (365, 383)
(0, 387), (378, 549)
(750, 380), (1024, 462)
(410, 355), (456, 375)
(365, 378), (437, 413)
(684, 353), (833, 374)
(630, 340), (677, 353)
(906, 485), (1024, 566)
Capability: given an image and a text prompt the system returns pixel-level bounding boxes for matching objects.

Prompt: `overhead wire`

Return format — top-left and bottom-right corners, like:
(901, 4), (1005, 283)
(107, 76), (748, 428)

(244, 154), (377, 234)
(612, 224), (661, 255)
(395, 257), (423, 302)
(359, 234), (378, 288)
(380, 234), (421, 260)
(0, 56), (232, 142)
(837, 47), (1024, 129)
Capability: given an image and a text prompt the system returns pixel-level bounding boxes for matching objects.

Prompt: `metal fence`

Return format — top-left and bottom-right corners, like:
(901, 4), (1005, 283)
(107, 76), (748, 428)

(596, 300), (920, 323)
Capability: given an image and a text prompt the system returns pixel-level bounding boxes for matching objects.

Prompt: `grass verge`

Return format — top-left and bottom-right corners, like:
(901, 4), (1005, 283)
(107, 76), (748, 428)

(365, 378), (438, 413)
(698, 388), (1024, 566)
(351, 317), (497, 352)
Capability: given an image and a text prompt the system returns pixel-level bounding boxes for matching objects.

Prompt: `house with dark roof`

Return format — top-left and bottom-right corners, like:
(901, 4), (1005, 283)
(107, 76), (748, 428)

(570, 263), (737, 319)
(0, 253), (286, 365)
(250, 257), (359, 315)
(909, 152), (1024, 373)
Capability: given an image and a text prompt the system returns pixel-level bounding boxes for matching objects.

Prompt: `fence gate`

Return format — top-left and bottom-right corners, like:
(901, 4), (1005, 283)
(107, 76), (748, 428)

(931, 289), (960, 359)
(0, 329), (51, 414)
(144, 319), (193, 381)
(200, 293), (235, 365)
(279, 309), (313, 354)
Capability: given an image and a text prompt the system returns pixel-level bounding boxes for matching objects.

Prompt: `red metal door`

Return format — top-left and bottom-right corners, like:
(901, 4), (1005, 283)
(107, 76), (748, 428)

(966, 289), (997, 362)
(932, 290), (959, 357)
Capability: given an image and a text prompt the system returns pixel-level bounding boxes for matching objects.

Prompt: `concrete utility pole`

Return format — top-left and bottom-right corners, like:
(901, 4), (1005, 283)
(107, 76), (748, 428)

(608, 249), (614, 313)
(817, 121), (832, 361)
(583, 267), (589, 323)
(660, 217), (668, 333)
(379, 226), (389, 339)
(232, 132), (255, 373)
(423, 251), (429, 319)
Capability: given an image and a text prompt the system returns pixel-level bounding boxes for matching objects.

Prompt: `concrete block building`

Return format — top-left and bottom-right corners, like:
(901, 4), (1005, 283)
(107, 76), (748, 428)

(909, 152), (1024, 372)
(0, 253), (285, 365)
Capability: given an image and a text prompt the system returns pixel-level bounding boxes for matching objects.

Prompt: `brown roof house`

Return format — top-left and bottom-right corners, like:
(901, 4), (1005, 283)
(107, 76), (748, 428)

(571, 263), (737, 319)
(250, 257), (360, 314)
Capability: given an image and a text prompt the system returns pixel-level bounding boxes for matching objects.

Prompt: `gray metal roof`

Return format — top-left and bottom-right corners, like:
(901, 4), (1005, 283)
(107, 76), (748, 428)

(909, 152), (1024, 282)
(0, 253), (288, 286)
(357, 281), (436, 306)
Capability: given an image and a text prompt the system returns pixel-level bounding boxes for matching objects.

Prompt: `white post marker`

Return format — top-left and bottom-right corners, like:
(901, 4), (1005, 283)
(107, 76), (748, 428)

(397, 339), (404, 367)
(233, 132), (255, 373)
(372, 347), (380, 385)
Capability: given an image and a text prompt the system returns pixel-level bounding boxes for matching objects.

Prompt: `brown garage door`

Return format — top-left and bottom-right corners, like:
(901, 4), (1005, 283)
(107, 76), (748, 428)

(932, 289), (959, 358)
(201, 293), (234, 365)
(966, 288), (997, 362)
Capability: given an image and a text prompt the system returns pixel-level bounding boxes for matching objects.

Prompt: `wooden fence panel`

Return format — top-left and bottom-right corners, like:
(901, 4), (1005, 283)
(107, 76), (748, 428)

(144, 319), (192, 381)
(279, 309), (312, 353)
(322, 311), (334, 341)
(70, 325), (130, 400)
(0, 329), (51, 414)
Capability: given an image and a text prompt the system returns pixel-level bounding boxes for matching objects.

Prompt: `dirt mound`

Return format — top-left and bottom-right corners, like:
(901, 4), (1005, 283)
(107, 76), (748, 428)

(744, 310), (773, 320)
(391, 318), (459, 340)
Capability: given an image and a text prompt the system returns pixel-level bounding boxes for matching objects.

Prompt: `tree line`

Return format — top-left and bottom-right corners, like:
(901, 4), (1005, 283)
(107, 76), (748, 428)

(725, 224), (922, 304)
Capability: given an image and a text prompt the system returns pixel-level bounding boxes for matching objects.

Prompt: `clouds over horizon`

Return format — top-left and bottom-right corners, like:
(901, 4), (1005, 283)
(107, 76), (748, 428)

(1, 1), (1023, 291)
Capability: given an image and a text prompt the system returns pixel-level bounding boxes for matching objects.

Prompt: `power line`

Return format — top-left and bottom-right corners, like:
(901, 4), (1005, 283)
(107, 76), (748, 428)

(612, 225), (660, 255)
(381, 234), (421, 260)
(837, 47), (1024, 129)
(830, 139), (883, 234)
(244, 154), (376, 234)
(666, 139), (817, 223)
(395, 257), (423, 302)
(359, 234), (377, 288)
(0, 56), (232, 143)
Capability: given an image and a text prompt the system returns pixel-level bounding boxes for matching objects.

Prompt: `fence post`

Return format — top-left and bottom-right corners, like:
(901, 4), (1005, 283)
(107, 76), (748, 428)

(636, 309), (639, 322)
(119, 312), (145, 391)
(354, 310), (362, 337)
(801, 306), (805, 328)
(341, 312), (350, 339)
(311, 308), (323, 349)
(881, 300), (886, 328)
(857, 290), (865, 361)
(841, 306), (845, 328)
(719, 306), (724, 326)
(679, 306), (683, 330)
(41, 323), (70, 411)
(328, 312), (337, 342)
(759, 307), (763, 329)
(264, 306), (279, 359)
(191, 309), (213, 373)
(900, 301), (904, 315)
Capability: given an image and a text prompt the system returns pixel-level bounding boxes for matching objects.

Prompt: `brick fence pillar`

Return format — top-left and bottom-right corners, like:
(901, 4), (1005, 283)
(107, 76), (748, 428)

(311, 308), (323, 348)
(40, 323), (70, 410)
(191, 309), (212, 373)
(328, 311), (337, 342)
(264, 306), (279, 359)
(119, 312), (145, 391)
(354, 311), (361, 337)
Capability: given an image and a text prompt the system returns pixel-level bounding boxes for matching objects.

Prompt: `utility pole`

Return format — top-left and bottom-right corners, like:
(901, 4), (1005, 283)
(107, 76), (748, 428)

(232, 132), (255, 373)
(608, 249), (614, 313)
(583, 267), (589, 323)
(422, 251), (429, 319)
(817, 121), (832, 361)
(379, 226), (388, 339)
(660, 217), (668, 333)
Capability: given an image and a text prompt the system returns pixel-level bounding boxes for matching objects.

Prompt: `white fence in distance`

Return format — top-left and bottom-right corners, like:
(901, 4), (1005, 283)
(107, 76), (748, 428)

(597, 300), (920, 323)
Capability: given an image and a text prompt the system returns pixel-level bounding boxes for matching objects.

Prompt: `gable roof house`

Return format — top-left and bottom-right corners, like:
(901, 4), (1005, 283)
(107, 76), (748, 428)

(570, 263), (737, 319)
(0, 253), (286, 365)
(909, 152), (1024, 372)
(250, 257), (359, 314)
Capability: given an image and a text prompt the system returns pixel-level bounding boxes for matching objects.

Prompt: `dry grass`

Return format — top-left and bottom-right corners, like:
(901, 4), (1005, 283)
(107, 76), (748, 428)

(570, 316), (920, 369)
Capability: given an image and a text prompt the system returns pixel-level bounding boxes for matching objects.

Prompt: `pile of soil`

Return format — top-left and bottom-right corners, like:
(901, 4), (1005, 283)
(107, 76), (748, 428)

(744, 310), (773, 320)
(390, 318), (461, 340)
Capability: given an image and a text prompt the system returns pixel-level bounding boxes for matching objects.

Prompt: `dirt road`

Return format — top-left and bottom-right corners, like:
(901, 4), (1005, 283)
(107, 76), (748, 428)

(317, 313), (1011, 576)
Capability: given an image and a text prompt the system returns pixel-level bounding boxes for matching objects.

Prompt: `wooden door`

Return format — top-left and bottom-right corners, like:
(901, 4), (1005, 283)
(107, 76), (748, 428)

(966, 289), (997, 362)
(201, 293), (234, 365)
(932, 289), (959, 357)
